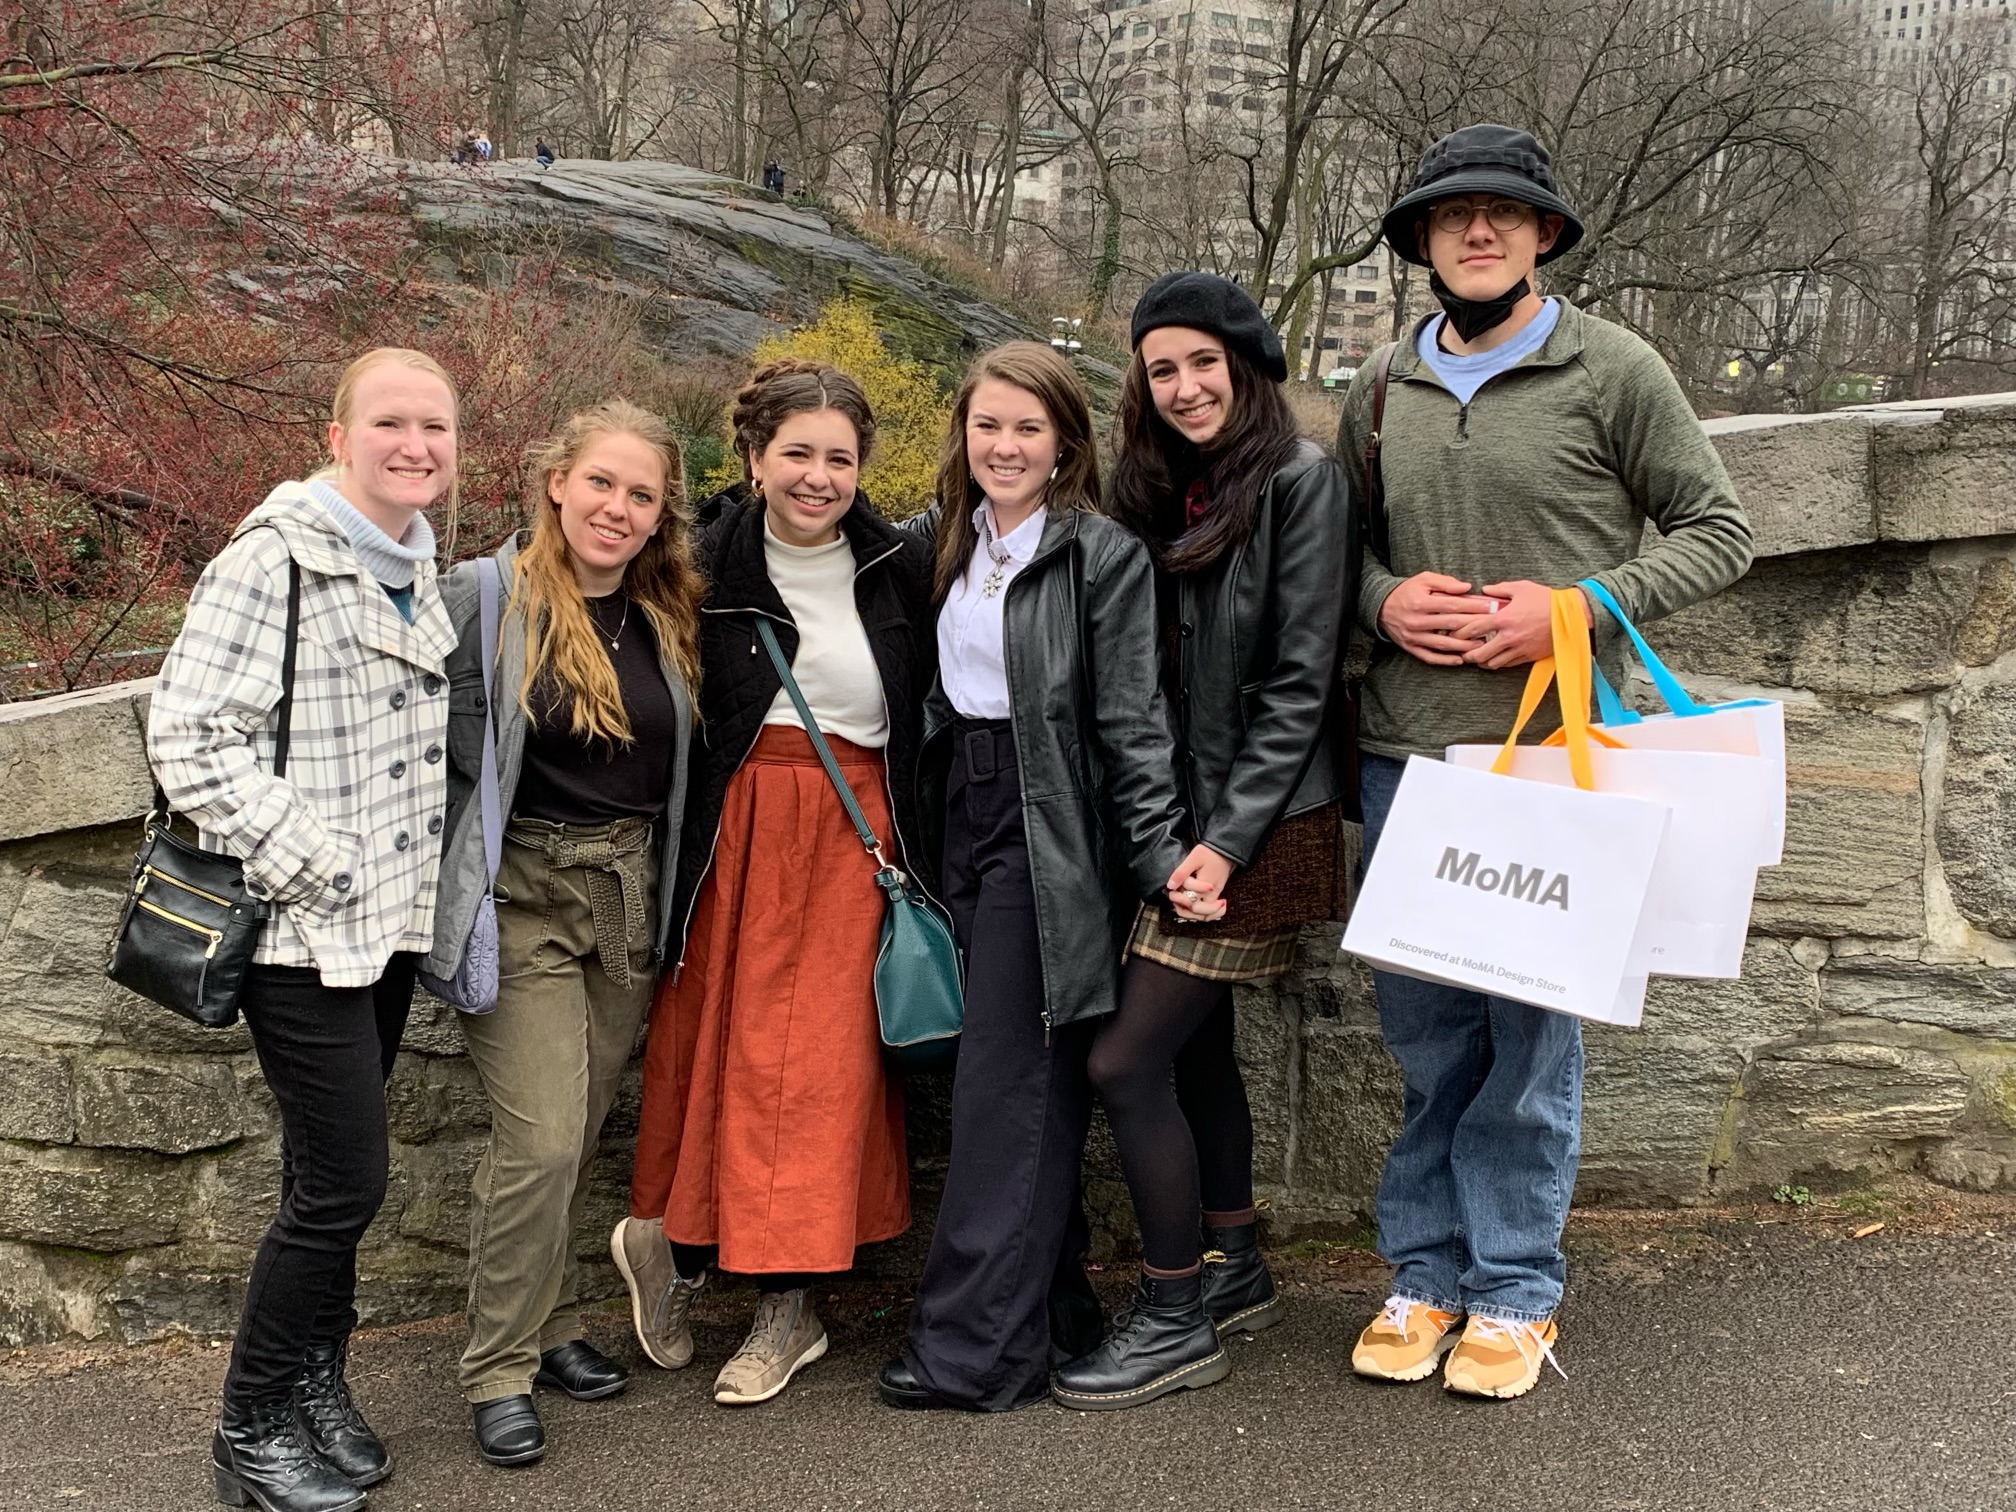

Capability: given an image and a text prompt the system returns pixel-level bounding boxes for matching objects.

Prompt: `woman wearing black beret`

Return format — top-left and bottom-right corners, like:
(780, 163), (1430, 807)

(1051, 272), (1356, 1410)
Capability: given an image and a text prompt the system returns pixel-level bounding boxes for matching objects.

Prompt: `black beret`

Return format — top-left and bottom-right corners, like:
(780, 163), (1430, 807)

(1129, 271), (1288, 384)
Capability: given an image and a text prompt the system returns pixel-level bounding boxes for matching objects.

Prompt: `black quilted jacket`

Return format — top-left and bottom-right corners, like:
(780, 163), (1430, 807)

(669, 486), (937, 965)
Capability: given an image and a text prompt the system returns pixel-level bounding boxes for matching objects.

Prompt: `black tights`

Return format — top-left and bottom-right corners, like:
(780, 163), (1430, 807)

(670, 1244), (818, 1296)
(1086, 959), (1255, 1271)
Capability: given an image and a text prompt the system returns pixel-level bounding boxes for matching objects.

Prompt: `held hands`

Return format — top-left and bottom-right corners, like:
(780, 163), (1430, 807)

(1457, 581), (1599, 670)
(1377, 573), (1499, 666)
(1378, 572), (1597, 671)
(1166, 843), (1233, 924)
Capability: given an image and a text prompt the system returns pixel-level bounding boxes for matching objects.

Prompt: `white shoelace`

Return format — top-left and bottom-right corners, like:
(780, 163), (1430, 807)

(1376, 1294), (1426, 1341)
(1468, 1316), (1568, 1380)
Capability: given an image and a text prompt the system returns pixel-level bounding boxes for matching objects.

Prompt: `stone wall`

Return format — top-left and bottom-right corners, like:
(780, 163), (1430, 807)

(4, 396), (2015, 1343)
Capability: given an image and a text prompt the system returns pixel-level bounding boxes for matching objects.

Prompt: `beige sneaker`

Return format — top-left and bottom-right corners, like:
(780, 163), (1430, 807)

(712, 1290), (828, 1406)
(610, 1217), (704, 1370)
(1351, 1295), (1465, 1382)
(1442, 1315), (1565, 1399)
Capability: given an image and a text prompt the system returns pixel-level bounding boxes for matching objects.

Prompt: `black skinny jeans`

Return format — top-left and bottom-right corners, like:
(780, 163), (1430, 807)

(222, 953), (416, 1410)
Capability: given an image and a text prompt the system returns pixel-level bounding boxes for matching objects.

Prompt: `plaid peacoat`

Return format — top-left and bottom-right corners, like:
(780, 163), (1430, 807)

(147, 483), (459, 986)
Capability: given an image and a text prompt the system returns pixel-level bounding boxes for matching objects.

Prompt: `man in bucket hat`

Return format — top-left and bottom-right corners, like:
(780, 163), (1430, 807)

(1335, 125), (1754, 1399)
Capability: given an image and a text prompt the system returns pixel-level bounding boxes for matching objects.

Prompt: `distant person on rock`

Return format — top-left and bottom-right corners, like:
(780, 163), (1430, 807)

(151, 347), (461, 1512)
(1336, 124), (1753, 1401)
(535, 139), (555, 169)
(475, 134), (492, 164)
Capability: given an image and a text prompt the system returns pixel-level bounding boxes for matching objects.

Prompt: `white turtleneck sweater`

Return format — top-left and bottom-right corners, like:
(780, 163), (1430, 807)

(761, 523), (889, 749)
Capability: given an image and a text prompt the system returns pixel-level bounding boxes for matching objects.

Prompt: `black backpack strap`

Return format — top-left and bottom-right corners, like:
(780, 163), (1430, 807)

(270, 557), (302, 780)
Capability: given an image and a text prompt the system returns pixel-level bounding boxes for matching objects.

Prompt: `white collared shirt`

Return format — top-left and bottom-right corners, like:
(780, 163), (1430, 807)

(938, 503), (1047, 720)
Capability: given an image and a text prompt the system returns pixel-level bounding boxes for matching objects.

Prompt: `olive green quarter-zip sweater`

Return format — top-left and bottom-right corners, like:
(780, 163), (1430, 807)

(1334, 300), (1754, 759)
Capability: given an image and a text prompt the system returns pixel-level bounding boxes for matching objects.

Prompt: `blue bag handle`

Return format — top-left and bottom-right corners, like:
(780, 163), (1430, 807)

(1578, 578), (1704, 720)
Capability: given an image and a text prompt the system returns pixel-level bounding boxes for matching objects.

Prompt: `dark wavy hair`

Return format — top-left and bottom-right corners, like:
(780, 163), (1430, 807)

(1107, 340), (1300, 574)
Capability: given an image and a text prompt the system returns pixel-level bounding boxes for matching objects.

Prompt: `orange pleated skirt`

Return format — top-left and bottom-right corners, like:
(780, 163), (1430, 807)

(629, 725), (909, 1273)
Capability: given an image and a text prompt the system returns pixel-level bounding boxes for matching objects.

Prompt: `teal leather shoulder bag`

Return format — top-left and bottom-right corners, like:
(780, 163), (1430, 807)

(756, 618), (963, 1071)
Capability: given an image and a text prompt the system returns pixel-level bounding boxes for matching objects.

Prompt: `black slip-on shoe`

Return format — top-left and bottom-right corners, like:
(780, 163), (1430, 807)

(471, 1395), (545, 1468)
(534, 1339), (629, 1401)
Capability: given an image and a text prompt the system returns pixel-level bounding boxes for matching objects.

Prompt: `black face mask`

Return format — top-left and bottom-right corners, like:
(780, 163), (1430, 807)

(1430, 271), (1531, 344)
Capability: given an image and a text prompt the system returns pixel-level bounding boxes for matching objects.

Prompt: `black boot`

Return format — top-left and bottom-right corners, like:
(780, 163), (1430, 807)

(1201, 1222), (1284, 1336)
(295, 1339), (391, 1488)
(212, 1397), (366, 1512)
(534, 1339), (629, 1401)
(1049, 1271), (1229, 1411)
(1047, 1256), (1105, 1364)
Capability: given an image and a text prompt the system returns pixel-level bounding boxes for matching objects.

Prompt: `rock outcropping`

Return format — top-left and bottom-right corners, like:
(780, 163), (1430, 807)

(403, 159), (1033, 374)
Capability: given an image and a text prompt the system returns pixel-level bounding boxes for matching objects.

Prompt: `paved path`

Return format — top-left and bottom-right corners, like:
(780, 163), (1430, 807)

(2, 1211), (2010, 1512)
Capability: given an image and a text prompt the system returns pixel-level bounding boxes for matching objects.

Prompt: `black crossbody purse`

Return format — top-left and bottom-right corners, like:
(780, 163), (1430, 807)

(106, 558), (301, 1028)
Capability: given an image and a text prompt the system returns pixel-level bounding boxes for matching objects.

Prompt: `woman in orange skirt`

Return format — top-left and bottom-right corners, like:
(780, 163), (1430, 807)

(613, 360), (936, 1406)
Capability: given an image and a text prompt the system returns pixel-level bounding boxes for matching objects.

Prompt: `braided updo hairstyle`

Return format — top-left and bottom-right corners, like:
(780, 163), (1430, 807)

(731, 358), (877, 477)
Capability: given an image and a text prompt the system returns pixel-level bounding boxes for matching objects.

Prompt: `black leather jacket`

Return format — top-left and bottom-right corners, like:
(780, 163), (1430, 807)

(1169, 441), (1355, 868)
(672, 487), (936, 964)
(910, 506), (1188, 1029)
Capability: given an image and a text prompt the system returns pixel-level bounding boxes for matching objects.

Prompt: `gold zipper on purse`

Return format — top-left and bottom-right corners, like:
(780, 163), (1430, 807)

(134, 897), (225, 958)
(140, 866), (235, 910)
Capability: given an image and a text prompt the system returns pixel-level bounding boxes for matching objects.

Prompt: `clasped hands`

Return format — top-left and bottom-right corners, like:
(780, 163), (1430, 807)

(1377, 573), (1595, 670)
(1166, 843), (1232, 924)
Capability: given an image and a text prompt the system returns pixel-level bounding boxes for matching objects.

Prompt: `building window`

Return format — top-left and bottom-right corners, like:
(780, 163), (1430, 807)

(1133, 21), (1151, 34)
(1241, 93), (1262, 109)
(1247, 15), (1273, 29)
(1352, 313), (1375, 327)
(1354, 289), (1377, 303)
(1211, 9), (1237, 25)
(1208, 64), (1233, 79)
(1207, 90), (1231, 105)
(1357, 262), (1379, 278)
(1156, 41), (1170, 56)
(1210, 36), (1237, 52)
(1245, 42), (1270, 57)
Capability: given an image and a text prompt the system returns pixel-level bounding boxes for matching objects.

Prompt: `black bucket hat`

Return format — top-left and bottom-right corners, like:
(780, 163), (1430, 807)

(1129, 271), (1288, 383)
(1381, 124), (1584, 268)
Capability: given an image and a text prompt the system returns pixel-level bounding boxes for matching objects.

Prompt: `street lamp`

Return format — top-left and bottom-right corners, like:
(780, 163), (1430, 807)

(1050, 316), (1084, 352)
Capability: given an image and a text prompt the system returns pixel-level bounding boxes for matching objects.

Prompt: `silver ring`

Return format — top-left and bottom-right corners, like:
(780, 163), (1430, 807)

(1183, 888), (1203, 903)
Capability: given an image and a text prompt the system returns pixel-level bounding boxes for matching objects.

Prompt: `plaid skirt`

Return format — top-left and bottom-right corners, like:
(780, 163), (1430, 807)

(1124, 902), (1298, 984)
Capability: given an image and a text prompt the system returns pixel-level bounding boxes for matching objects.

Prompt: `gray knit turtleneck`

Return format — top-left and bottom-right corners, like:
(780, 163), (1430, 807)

(307, 478), (438, 589)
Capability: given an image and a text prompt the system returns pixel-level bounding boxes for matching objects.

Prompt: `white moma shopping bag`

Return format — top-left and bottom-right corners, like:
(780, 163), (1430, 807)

(1580, 579), (1787, 865)
(1343, 755), (1669, 1025)
(1445, 741), (1768, 979)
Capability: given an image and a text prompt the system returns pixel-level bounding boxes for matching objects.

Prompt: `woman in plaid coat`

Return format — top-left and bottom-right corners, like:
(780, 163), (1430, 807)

(148, 348), (461, 1512)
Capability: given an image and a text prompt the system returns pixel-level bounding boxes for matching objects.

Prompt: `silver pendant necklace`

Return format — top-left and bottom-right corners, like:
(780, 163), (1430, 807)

(979, 517), (1013, 599)
(596, 593), (631, 652)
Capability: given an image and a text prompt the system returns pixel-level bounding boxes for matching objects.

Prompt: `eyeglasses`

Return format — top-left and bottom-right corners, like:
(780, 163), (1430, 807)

(1428, 198), (1536, 235)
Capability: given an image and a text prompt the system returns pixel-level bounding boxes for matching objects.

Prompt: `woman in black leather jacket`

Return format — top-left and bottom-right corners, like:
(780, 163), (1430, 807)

(1052, 273), (1356, 1411)
(874, 341), (1202, 1414)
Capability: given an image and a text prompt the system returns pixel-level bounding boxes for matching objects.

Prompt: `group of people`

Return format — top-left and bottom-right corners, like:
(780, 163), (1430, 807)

(145, 125), (1751, 1512)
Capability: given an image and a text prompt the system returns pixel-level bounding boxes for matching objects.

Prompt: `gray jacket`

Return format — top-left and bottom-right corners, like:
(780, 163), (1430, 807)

(423, 534), (696, 978)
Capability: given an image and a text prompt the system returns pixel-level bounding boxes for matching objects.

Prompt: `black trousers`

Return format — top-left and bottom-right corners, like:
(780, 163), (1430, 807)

(222, 952), (416, 1409)
(905, 719), (1094, 1411)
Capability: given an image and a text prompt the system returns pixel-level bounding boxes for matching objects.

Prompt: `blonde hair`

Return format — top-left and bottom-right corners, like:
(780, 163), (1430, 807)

(511, 399), (704, 743)
(314, 347), (463, 542)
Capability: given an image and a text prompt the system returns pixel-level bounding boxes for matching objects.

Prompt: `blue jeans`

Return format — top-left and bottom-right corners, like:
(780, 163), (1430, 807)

(1359, 752), (1582, 1323)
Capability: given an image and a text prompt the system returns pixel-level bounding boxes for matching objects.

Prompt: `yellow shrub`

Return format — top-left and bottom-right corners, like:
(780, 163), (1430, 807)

(701, 299), (950, 519)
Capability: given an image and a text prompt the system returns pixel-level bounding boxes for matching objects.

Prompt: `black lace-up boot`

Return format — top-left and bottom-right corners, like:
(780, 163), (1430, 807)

(294, 1339), (390, 1488)
(1200, 1221), (1284, 1336)
(212, 1396), (366, 1512)
(1049, 1270), (1229, 1411)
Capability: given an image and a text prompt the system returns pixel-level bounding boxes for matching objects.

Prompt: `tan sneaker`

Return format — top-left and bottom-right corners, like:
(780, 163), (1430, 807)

(1351, 1295), (1465, 1382)
(1442, 1315), (1565, 1399)
(610, 1217), (704, 1370)
(712, 1290), (828, 1406)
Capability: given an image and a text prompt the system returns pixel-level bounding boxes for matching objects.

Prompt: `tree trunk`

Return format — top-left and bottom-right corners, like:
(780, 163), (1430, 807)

(990, 61), (1026, 266)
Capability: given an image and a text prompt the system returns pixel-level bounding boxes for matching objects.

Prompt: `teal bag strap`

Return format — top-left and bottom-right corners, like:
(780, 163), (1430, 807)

(1578, 578), (1704, 718)
(755, 617), (905, 889)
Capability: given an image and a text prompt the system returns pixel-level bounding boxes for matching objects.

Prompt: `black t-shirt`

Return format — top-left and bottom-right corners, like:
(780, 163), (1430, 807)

(513, 592), (677, 826)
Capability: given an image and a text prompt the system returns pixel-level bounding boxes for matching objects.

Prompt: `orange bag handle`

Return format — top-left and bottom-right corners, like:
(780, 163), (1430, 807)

(1491, 590), (1599, 790)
